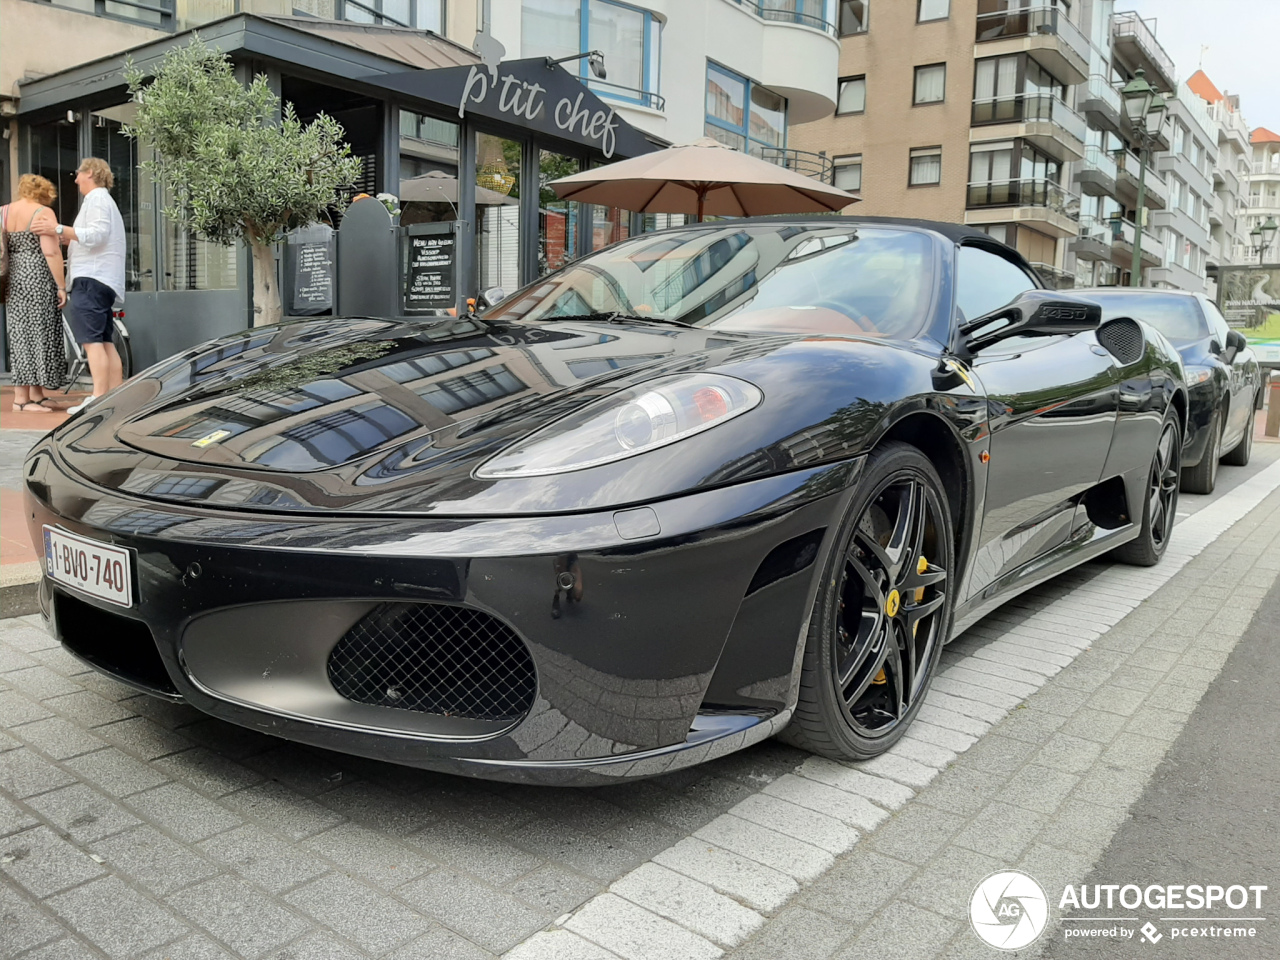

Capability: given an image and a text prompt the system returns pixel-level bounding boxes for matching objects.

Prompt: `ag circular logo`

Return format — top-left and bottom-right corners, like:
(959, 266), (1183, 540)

(970, 871), (1049, 950)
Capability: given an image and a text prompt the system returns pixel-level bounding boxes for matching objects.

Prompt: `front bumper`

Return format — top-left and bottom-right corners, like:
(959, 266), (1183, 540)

(26, 444), (858, 784)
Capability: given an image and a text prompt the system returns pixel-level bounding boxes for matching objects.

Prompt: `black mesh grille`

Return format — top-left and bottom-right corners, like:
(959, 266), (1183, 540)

(327, 603), (536, 722)
(1099, 318), (1145, 364)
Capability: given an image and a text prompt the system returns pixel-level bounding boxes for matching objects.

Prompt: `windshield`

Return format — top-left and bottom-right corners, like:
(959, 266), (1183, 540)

(485, 224), (938, 341)
(1085, 293), (1209, 345)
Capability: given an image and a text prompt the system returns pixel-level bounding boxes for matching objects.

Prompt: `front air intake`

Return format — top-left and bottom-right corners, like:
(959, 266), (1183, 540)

(327, 602), (537, 722)
(1098, 318), (1145, 365)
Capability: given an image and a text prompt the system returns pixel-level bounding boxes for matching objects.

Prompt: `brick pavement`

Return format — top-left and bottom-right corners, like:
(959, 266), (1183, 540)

(1, 453), (1278, 958)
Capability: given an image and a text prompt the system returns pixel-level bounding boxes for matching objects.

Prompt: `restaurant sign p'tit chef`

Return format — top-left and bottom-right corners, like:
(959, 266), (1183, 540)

(366, 58), (659, 161)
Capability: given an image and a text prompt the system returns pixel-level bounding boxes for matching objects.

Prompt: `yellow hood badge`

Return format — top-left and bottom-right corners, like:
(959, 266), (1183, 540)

(191, 429), (232, 448)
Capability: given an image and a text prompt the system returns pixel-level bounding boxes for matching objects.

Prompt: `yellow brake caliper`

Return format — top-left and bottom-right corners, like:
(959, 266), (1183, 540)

(874, 555), (929, 686)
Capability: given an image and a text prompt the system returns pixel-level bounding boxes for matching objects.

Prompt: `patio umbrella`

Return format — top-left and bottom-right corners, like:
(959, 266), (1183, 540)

(547, 138), (859, 221)
(400, 170), (517, 207)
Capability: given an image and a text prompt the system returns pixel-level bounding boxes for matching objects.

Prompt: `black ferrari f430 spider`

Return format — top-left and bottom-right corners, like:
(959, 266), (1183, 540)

(25, 217), (1187, 784)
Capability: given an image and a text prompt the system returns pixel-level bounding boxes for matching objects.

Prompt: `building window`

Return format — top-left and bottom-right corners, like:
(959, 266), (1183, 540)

(837, 76), (866, 114)
(833, 154), (862, 191)
(838, 0), (868, 35)
(337, 0), (443, 30)
(705, 62), (787, 155)
(918, 0), (948, 21)
(522, 0), (662, 104)
(914, 64), (946, 105)
(909, 146), (942, 186)
(1173, 122), (1186, 156)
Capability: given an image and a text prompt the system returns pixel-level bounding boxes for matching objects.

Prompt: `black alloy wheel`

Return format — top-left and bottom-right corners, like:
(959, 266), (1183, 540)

(1114, 408), (1181, 566)
(1181, 406), (1222, 494)
(781, 442), (954, 760)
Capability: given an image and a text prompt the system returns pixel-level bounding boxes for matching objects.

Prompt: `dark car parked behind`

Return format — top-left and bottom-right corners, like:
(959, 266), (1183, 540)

(1079, 289), (1262, 494)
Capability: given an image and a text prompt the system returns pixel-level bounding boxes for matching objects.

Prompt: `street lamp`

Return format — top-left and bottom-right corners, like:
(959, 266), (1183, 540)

(1120, 69), (1168, 286)
(1251, 217), (1279, 263)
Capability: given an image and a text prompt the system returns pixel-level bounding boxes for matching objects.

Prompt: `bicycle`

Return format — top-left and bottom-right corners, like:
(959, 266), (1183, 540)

(62, 309), (133, 391)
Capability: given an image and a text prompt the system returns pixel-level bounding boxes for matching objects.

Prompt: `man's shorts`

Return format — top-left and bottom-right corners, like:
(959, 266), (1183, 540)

(66, 277), (117, 345)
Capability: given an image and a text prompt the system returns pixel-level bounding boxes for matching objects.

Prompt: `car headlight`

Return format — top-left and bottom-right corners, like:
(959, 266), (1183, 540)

(1185, 366), (1213, 386)
(475, 373), (763, 478)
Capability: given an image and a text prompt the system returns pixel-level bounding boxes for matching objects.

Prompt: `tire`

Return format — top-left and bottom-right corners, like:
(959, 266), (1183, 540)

(112, 318), (133, 381)
(1113, 408), (1181, 566)
(1221, 394), (1258, 467)
(779, 442), (955, 761)
(1180, 406), (1222, 495)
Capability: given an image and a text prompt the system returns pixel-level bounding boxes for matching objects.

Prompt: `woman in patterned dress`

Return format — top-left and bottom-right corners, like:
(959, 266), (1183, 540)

(4, 174), (67, 412)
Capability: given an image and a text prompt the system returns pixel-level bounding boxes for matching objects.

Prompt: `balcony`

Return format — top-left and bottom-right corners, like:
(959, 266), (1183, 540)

(974, 2), (1089, 85)
(1208, 237), (1223, 268)
(1071, 215), (1112, 261)
(1252, 159), (1280, 177)
(586, 79), (666, 112)
(1111, 12), (1176, 91)
(1078, 75), (1122, 134)
(733, 0), (836, 35)
(964, 177), (1080, 238)
(1210, 195), (1224, 226)
(970, 94), (1086, 161)
(1108, 218), (1164, 268)
(759, 146), (834, 184)
(1113, 148), (1168, 209)
(1075, 144), (1118, 196)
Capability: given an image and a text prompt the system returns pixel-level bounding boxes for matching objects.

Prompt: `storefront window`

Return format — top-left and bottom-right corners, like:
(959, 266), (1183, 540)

(522, 1), (662, 105)
(92, 104), (156, 293)
(28, 119), (80, 230)
(160, 184), (238, 291)
(399, 110), (462, 226)
(476, 133), (523, 293)
(539, 150), (582, 275)
(704, 62), (787, 156)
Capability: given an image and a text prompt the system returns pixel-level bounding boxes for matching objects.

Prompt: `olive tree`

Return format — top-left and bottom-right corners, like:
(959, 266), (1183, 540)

(124, 39), (363, 327)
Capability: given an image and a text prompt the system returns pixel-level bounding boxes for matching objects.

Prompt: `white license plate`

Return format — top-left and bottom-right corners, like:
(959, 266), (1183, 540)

(43, 526), (133, 608)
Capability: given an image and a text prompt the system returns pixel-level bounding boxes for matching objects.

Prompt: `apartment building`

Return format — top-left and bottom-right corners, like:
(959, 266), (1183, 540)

(1247, 128), (1280, 264)
(1183, 70), (1252, 295)
(787, 1), (1242, 296)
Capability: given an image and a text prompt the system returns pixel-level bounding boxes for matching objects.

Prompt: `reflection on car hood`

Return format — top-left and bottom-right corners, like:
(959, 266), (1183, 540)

(48, 316), (934, 516)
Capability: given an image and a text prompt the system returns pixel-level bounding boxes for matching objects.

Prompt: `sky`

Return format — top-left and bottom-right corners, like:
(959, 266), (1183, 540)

(1119, 0), (1280, 135)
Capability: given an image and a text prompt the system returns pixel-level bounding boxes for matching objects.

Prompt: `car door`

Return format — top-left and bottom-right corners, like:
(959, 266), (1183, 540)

(1201, 296), (1252, 448)
(957, 244), (1119, 600)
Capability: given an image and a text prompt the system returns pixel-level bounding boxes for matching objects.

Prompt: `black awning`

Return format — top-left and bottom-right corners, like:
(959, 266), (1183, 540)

(364, 58), (659, 160)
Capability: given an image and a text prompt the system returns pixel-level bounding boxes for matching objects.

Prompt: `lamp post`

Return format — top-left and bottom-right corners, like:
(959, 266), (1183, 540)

(1120, 69), (1168, 287)
(1250, 216), (1279, 264)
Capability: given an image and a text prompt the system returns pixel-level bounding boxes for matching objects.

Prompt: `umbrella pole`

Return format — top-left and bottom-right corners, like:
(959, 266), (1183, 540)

(697, 188), (705, 224)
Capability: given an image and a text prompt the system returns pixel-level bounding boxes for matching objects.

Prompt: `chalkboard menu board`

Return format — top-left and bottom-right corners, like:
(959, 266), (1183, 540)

(286, 229), (335, 316)
(403, 226), (457, 313)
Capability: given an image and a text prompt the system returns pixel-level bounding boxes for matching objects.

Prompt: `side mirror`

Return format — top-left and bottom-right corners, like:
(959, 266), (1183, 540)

(1223, 329), (1247, 364)
(479, 286), (506, 309)
(959, 291), (1101, 356)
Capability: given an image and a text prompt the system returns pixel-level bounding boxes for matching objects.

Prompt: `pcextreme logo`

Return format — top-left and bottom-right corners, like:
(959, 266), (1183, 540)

(970, 871), (1050, 950)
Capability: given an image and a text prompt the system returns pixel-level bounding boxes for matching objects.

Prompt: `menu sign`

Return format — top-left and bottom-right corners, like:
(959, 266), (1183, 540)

(404, 230), (456, 312)
(288, 238), (335, 316)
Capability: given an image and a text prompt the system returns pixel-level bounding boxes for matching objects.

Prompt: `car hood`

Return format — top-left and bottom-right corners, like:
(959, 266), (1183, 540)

(46, 316), (936, 516)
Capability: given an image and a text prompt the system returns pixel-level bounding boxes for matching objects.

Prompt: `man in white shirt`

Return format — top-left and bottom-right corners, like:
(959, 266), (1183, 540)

(35, 157), (126, 411)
